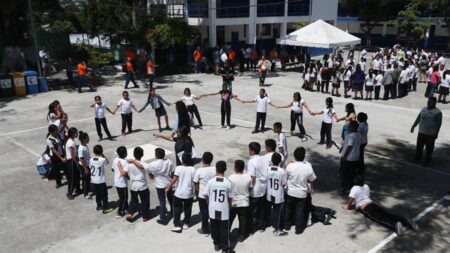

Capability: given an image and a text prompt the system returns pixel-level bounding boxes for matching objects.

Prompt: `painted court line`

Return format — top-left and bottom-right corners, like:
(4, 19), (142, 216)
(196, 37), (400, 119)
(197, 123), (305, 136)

(7, 136), (41, 157)
(367, 194), (450, 253)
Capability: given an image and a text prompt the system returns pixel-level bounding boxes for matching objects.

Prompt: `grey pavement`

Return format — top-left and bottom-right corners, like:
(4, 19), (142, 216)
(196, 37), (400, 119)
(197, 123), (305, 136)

(0, 69), (449, 253)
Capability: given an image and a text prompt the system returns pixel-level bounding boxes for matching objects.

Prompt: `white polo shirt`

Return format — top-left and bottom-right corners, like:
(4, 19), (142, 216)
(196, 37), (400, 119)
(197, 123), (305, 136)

(247, 154), (269, 197)
(285, 161), (316, 199)
(117, 98), (134, 114)
(194, 166), (216, 199)
(349, 184), (372, 209)
(253, 96), (271, 113)
(228, 173), (252, 207)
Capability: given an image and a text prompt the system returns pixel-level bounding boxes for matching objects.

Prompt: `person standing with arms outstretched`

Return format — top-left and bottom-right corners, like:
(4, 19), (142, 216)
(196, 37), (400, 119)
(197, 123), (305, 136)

(240, 88), (277, 134)
(113, 91), (138, 136)
(411, 97), (442, 166)
(199, 84), (242, 130)
(275, 92), (312, 138)
(90, 96), (114, 140)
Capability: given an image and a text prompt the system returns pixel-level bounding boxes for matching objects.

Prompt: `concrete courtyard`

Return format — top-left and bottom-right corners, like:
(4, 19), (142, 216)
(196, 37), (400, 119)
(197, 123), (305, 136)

(0, 68), (449, 253)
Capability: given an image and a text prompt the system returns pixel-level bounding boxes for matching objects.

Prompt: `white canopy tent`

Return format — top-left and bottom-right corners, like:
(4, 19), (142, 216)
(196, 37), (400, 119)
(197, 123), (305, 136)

(276, 19), (361, 48)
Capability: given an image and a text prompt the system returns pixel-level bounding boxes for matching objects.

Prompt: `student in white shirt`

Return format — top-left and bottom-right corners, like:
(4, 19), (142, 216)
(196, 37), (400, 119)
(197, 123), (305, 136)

(374, 71), (383, 100)
(129, 148), (175, 222)
(78, 131), (92, 199)
(124, 147), (151, 222)
(65, 127), (80, 200)
(364, 69), (375, 100)
(36, 151), (50, 179)
(180, 88), (203, 129)
(342, 176), (419, 236)
(113, 90), (138, 136)
(265, 153), (288, 236)
(193, 152), (216, 235)
(310, 97), (339, 149)
(273, 122), (288, 163)
(46, 124), (64, 187)
(275, 92), (312, 138)
(90, 96), (114, 140)
(340, 121), (362, 193)
(89, 145), (113, 214)
(47, 100), (62, 125)
(204, 161), (233, 252)
(166, 153), (196, 232)
(53, 112), (68, 142)
(112, 146), (128, 217)
(398, 66), (409, 98)
(343, 65), (353, 97)
(264, 139), (284, 166)
(438, 70), (450, 104)
(229, 160), (252, 241)
(246, 142), (270, 232)
(240, 88), (278, 134)
(284, 147), (316, 234)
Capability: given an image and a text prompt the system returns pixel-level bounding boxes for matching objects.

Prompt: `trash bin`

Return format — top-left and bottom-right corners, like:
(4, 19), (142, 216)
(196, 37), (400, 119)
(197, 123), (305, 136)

(0, 73), (14, 98)
(10, 72), (26, 96)
(23, 70), (39, 94)
(38, 77), (49, 93)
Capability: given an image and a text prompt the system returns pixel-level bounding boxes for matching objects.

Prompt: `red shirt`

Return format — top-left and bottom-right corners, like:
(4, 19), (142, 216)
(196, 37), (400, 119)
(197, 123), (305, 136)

(431, 71), (440, 85)
(126, 61), (133, 72)
(77, 63), (87, 76)
(194, 50), (202, 62)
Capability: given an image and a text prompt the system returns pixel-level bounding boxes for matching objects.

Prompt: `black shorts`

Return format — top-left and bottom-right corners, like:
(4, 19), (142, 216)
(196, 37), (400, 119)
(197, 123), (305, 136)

(439, 86), (449, 95)
(365, 85), (373, 92)
(332, 82), (340, 88)
(155, 106), (167, 117)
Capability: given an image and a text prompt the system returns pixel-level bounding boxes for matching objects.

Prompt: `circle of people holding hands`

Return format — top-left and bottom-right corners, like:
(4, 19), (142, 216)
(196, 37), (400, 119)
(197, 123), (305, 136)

(37, 68), (427, 252)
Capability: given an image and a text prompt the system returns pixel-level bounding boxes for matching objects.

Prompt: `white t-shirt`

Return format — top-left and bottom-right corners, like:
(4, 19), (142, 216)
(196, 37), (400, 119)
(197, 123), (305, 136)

(253, 96), (271, 113)
(372, 59), (383, 70)
(375, 74), (383, 86)
(78, 145), (90, 166)
(124, 162), (151, 191)
(344, 70), (352, 81)
(112, 158), (128, 188)
(95, 103), (107, 118)
(264, 152), (285, 167)
(322, 107), (336, 124)
(205, 176), (233, 221)
(266, 166), (287, 204)
(48, 113), (58, 125)
(221, 52), (228, 62)
(65, 138), (76, 160)
(228, 173), (252, 207)
(277, 133), (288, 159)
(117, 98), (134, 114)
(181, 95), (197, 106)
(399, 70), (408, 84)
(89, 156), (109, 184)
(342, 132), (362, 161)
(291, 99), (304, 113)
(365, 74), (374, 86)
(194, 166), (216, 199)
(358, 122), (369, 145)
(37, 154), (50, 166)
(46, 135), (62, 157)
(441, 75), (450, 88)
(247, 155), (269, 197)
(174, 165), (196, 199)
(286, 161), (316, 199)
(145, 159), (175, 189)
(349, 184), (372, 209)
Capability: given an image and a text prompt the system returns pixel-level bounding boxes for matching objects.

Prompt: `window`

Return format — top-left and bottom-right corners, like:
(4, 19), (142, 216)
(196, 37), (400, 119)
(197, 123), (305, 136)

(187, 0), (208, 17)
(262, 24), (271, 36)
(257, 0), (284, 17)
(217, 0), (249, 18)
(288, 0), (310, 16)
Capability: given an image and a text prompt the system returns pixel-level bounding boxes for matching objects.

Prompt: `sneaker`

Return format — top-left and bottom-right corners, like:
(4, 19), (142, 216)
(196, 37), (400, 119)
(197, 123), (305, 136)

(66, 193), (74, 200)
(214, 244), (221, 251)
(116, 213), (123, 218)
(84, 195), (91, 199)
(55, 184), (61, 189)
(226, 126), (230, 130)
(96, 206), (103, 211)
(324, 214), (332, 225)
(395, 222), (403, 236)
(171, 227), (182, 233)
(156, 219), (166, 225)
(218, 125), (225, 129)
(408, 219), (419, 232)
(103, 208), (114, 214)
(251, 130), (259, 134)
(317, 141), (325, 145)
(142, 217), (150, 222)
(329, 209), (337, 218)
(197, 228), (209, 237)
(183, 224), (189, 230)
(273, 230), (288, 236)
(198, 126), (203, 130)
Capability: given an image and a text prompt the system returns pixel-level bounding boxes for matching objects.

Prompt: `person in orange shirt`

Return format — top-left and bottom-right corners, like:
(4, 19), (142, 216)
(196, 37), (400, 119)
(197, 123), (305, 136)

(124, 57), (139, 89)
(193, 46), (202, 74)
(77, 61), (95, 93)
(228, 49), (236, 73)
(146, 58), (159, 90)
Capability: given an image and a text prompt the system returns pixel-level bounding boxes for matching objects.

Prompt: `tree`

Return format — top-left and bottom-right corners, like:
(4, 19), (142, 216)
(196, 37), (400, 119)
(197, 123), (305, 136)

(428, 0), (450, 48)
(395, 0), (432, 43)
(341, 0), (390, 47)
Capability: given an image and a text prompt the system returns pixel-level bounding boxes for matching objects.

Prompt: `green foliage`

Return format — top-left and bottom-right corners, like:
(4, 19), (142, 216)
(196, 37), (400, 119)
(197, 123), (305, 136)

(293, 20), (306, 30)
(146, 19), (199, 49)
(395, 0), (432, 40)
(74, 44), (113, 67)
